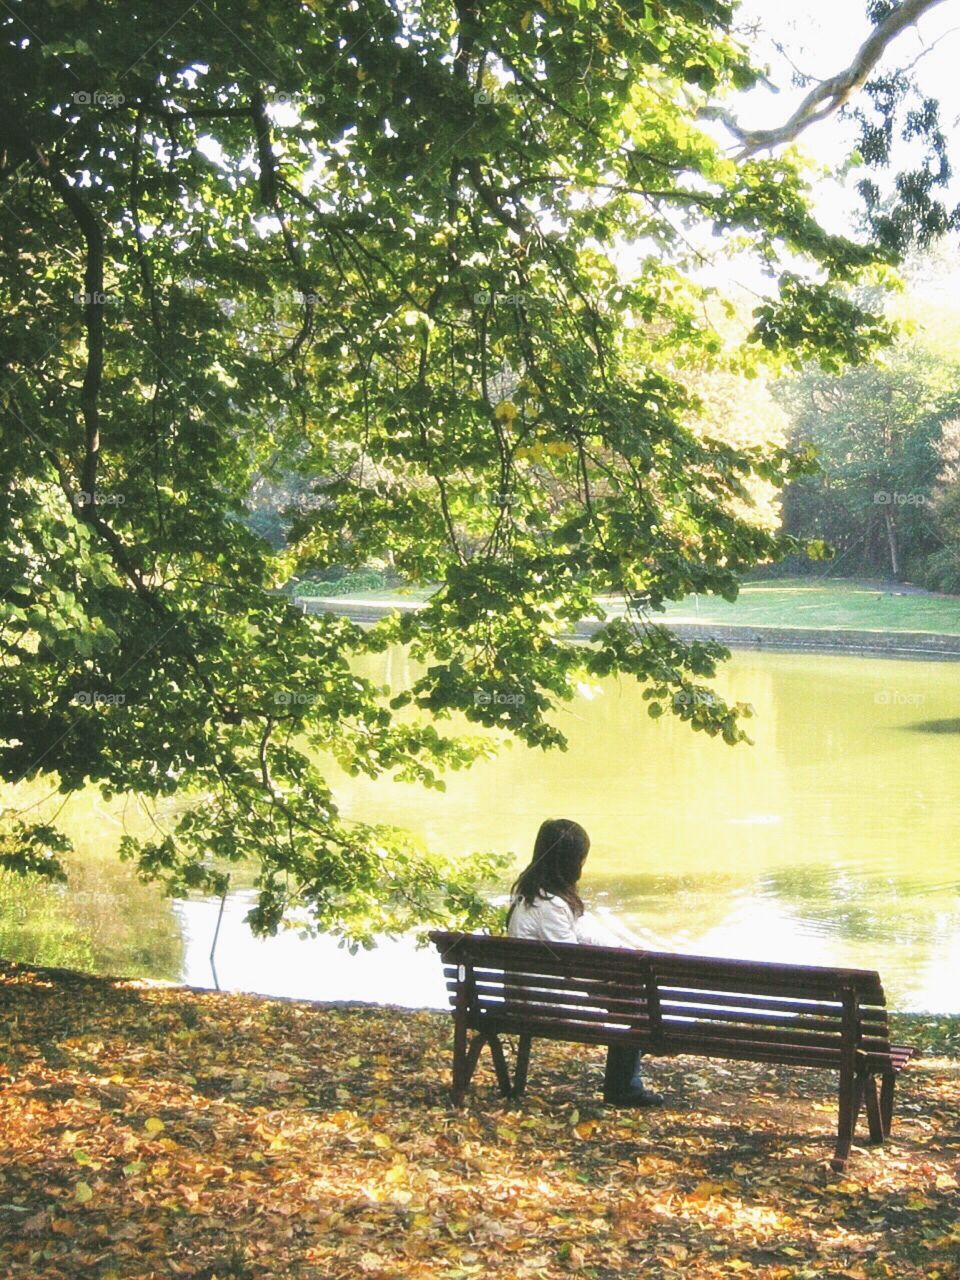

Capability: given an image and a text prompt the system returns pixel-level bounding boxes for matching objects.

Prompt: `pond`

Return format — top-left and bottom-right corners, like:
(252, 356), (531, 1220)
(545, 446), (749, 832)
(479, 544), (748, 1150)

(2, 647), (960, 1012)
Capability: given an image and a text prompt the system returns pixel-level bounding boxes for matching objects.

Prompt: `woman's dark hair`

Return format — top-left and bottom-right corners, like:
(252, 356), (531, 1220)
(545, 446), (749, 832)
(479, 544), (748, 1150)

(507, 818), (590, 920)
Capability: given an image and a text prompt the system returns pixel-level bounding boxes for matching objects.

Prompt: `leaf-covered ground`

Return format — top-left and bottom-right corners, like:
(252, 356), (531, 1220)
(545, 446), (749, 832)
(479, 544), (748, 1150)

(1, 961), (958, 1280)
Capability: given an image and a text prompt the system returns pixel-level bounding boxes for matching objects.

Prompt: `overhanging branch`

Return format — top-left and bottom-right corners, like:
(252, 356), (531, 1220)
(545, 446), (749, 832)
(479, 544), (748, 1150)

(0, 98), (104, 502)
(727, 0), (950, 156)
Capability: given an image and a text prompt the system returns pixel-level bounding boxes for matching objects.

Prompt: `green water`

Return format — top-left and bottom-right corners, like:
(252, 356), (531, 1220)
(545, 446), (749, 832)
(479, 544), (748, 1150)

(2, 649), (960, 1010)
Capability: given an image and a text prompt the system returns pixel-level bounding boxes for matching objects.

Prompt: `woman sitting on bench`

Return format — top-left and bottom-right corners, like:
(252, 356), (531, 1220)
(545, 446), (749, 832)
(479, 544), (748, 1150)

(506, 817), (664, 1107)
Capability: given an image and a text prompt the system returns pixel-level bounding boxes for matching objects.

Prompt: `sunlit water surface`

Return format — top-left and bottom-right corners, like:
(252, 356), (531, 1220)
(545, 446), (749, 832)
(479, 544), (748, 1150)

(3, 648), (960, 1011)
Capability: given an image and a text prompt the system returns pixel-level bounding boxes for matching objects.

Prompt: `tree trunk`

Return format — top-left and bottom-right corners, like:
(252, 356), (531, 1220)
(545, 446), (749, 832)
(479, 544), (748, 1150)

(884, 509), (900, 579)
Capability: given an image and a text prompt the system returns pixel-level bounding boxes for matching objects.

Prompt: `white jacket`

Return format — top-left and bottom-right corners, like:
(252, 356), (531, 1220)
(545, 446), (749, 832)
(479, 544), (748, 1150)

(507, 893), (632, 948)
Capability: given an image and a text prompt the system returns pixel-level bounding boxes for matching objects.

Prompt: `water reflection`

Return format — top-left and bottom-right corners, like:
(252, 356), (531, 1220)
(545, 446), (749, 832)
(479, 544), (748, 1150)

(176, 894), (448, 1008)
(901, 718), (960, 734)
(2, 648), (960, 1011)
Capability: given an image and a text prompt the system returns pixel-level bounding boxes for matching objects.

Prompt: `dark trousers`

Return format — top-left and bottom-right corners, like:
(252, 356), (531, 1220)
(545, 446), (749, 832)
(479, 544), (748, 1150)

(603, 1045), (643, 1099)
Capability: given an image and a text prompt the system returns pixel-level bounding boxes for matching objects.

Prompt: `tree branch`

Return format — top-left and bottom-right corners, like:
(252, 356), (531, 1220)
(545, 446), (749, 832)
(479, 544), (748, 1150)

(0, 98), (104, 503)
(727, 0), (950, 156)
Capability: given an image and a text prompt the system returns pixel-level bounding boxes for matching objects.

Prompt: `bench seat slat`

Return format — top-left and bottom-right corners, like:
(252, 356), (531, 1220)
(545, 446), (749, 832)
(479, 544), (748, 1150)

(865, 1044), (916, 1069)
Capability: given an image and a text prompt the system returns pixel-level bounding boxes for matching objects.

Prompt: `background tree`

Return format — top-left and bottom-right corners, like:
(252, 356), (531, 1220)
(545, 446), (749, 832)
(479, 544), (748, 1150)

(776, 341), (960, 579)
(923, 417), (960, 590)
(0, 0), (938, 939)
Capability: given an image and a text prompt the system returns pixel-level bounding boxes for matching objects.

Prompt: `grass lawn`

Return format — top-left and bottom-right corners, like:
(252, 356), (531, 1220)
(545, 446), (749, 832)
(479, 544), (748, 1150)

(2, 961), (958, 1280)
(301, 577), (960, 635)
(653, 578), (960, 634)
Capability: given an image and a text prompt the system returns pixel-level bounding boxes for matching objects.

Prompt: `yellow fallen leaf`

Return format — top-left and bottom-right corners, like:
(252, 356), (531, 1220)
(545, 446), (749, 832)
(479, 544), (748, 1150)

(144, 1117), (165, 1135)
(74, 1181), (93, 1203)
(689, 1180), (725, 1200)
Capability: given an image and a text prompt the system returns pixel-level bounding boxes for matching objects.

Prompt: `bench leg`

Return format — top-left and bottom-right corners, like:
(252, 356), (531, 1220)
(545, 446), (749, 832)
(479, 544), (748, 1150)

(453, 1022), (487, 1106)
(513, 1034), (532, 1099)
(452, 1006), (469, 1106)
(487, 1033), (513, 1098)
(831, 1068), (864, 1171)
(864, 1073), (884, 1145)
(880, 1069), (895, 1138)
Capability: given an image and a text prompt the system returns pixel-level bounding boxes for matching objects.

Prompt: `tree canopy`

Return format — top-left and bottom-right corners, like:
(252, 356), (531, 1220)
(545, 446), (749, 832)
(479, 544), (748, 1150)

(0, 0), (934, 939)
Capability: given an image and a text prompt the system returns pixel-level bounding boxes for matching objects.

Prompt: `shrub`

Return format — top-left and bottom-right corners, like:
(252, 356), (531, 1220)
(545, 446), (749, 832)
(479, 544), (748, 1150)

(294, 570), (386, 597)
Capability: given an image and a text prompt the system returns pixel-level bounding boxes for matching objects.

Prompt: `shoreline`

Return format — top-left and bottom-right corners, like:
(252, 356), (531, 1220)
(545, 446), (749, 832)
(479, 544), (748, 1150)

(296, 596), (960, 661)
(0, 956), (440, 1017)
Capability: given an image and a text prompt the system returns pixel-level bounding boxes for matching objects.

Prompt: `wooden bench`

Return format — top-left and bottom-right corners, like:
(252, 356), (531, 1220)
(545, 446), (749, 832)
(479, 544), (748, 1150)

(430, 931), (917, 1170)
